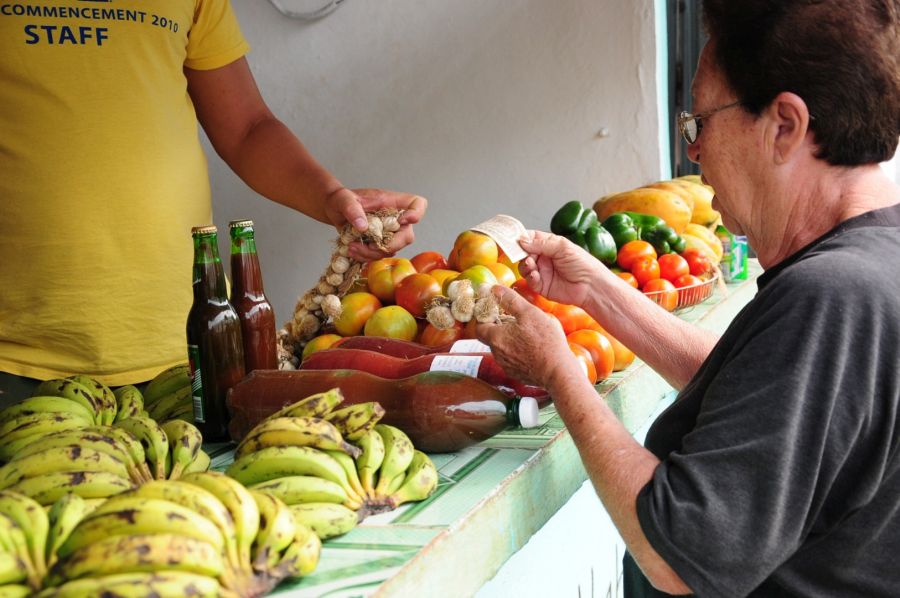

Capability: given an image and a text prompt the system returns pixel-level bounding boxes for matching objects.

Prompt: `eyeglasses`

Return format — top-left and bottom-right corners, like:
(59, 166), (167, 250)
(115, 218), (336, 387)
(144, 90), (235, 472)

(677, 100), (742, 145)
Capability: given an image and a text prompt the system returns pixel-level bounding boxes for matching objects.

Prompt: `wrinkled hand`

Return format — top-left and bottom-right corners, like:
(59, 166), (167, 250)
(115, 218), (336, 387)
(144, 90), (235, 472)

(475, 285), (579, 390)
(325, 187), (428, 260)
(517, 230), (607, 307)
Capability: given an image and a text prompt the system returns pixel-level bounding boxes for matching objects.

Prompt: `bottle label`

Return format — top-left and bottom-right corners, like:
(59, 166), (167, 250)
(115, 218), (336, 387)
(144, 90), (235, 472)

(430, 355), (482, 377)
(187, 344), (205, 423)
(449, 339), (491, 354)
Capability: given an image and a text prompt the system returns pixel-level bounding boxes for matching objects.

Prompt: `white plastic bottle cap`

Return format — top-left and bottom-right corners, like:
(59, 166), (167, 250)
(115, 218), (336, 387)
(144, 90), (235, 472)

(517, 396), (540, 428)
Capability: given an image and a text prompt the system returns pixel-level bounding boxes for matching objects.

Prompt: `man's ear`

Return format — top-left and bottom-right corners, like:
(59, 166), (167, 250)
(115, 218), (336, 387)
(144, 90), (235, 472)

(768, 92), (814, 165)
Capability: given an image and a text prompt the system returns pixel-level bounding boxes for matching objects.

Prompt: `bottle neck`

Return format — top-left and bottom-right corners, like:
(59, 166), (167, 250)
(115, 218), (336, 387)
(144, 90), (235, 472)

(506, 397), (521, 425)
(230, 227), (266, 296)
(192, 233), (228, 301)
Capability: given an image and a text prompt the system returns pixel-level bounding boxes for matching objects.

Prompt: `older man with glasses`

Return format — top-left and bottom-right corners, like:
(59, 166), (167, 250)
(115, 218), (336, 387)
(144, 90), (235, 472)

(475, 1), (900, 596)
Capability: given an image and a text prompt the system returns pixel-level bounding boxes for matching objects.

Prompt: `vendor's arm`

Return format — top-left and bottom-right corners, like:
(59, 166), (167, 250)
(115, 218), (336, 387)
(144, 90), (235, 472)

(518, 231), (717, 390)
(477, 288), (691, 595)
(185, 58), (426, 259)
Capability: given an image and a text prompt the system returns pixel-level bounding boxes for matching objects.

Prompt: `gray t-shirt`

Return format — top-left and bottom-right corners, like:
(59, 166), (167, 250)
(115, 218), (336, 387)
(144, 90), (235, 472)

(626, 203), (900, 597)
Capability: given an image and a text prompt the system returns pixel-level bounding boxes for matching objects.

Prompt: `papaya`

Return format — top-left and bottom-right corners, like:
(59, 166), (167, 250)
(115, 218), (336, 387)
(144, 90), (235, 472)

(683, 223), (724, 260)
(592, 188), (692, 234)
(643, 181), (695, 212)
(674, 178), (721, 226)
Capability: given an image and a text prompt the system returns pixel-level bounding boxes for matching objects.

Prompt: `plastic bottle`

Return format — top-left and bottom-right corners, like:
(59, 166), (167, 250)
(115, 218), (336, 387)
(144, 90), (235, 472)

(226, 369), (540, 453)
(229, 220), (278, 371)
(186, 225), (245, 441)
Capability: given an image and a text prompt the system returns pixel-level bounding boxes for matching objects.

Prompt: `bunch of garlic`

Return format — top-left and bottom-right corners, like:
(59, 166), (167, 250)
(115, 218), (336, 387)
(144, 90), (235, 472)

(277, 209), (403, 369)
(425, 279), (505, 330)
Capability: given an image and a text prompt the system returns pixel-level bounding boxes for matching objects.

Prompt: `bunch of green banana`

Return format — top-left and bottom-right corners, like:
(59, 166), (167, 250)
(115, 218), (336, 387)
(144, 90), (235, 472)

(112, 385), (144, 423)
(142, 363), (193, 423)
(325, 401), (386, 442)
(0, 393), (96, 462)
(0, 490), (47, 592)
(358, 425), (438, 510)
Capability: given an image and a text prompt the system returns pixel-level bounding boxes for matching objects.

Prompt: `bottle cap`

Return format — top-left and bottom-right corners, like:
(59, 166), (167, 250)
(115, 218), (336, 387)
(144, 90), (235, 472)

(191, 225), (217, 235)
(517, 396), (540, 428)
(229, 219), (254, 229)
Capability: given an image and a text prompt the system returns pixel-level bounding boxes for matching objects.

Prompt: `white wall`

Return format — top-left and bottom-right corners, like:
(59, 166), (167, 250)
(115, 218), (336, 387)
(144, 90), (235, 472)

(207, 0), (665, 325)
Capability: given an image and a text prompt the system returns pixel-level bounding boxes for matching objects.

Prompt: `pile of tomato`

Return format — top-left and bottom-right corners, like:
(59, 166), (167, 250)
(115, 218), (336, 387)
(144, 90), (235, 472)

(613, 240), (714, 311)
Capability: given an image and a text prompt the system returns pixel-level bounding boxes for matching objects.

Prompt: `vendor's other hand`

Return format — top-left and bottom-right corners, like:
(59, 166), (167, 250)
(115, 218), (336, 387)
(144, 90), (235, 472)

(326, 187), (427, 260)
(475, 285), (579, 391)
(518, 230), (604, 307)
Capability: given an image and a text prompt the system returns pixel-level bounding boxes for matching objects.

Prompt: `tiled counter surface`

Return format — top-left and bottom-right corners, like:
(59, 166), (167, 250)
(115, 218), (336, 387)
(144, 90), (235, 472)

(207, 262), (762, 598)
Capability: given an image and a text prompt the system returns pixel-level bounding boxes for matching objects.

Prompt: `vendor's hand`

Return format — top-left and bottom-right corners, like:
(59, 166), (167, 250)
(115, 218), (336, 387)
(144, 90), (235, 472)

(517, 230), (608, 307)
(475, 285), (581, 391)
(325, 187), (427, 261)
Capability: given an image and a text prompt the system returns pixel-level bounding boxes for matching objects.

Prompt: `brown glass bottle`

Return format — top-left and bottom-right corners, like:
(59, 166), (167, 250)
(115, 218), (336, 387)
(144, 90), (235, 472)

(186, 225), (245, 441)
(229, 220), (278, 372)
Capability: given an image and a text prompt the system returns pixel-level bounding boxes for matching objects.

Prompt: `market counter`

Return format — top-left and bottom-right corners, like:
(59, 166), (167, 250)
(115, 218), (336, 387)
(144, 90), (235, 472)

(207, 262), (763, 597)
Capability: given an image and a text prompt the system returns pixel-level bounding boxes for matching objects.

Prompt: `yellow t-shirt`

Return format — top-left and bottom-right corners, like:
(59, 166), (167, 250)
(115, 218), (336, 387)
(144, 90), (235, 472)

(0, 0), (250, 385)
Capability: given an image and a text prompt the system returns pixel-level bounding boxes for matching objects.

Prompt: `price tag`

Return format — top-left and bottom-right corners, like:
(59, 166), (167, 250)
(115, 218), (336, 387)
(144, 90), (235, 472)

(430, 355), (483, 377)
(449, 339), (492, 354)
(470, 214), (529, 263)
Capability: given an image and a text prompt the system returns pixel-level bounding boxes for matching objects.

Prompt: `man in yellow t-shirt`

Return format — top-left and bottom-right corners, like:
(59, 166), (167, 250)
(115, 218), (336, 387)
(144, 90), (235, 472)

(0, 0), (426, 400)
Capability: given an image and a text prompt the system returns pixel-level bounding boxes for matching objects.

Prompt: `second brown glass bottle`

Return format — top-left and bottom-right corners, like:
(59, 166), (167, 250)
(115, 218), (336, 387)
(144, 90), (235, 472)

(229, 219), (278, 372)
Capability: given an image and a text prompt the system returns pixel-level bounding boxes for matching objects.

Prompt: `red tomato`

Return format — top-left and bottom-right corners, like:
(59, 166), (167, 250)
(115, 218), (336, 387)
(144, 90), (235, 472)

(333, 292), (382, 336)
(363, 306), (418, 340)
(617, 240), (657, 270)
(630, 257), (661, 288)
(616, 271), (639, 288)
(680, 248), (714, 277)
(418, 321), (464, 346)
(567, 330), (615, 382)
(568, 341), (598, 384)
(552, 303), (599, 336)
(673, 273), (703, 288)
(301, 333), (343, 362)
(511, 279), (557, 312)
(642, 278), (678, 311)
(657, 253), (690, 283)
(394, 273), (442, 318)
(367, 258), (417, 303)
(410, 251), (448, 273)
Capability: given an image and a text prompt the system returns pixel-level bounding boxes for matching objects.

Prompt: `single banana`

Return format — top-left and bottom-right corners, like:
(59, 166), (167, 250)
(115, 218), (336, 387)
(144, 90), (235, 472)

(112, 385), (144, 423)
(260, 388), (344, 425)
(65, 375), (117, 425)
(34, 570), (227, 598)
(124, 480), (240, 572)
(0, 396), (96, 429)
(225, 446), (353, 497)
(58, 496), (224, 559)
(160, 419), (202, 480)
(181, 471), (259, 575)
(0, 491), (48, 580)
(164, 402), (195, 424)
(387, 450), (439, 508)
(0, 551), (28, 586)
(250, 475), (350, 507)
(0, 446), (135, 490)
(146, 384), (191, 422)
(6, 471), (135, 506)
(355, 428), (385, 498)
(91, 425), (154, 482)
(12, 429), (148, 484)
(32, 379), (101, 423)
(184, 449), (211, 474)
(142, 363), (191, 407)
(323, 450), (366, 506)
(287, 503), (359, 540)
(273, 522), (321, 579)
(235, 416), (361, 461)
(0, 584), (31, 598)
(0, 512), (38, 588)
(386, 472), (407, 495)
(48, 533), (225, 585)
(325, 401), (386, 442)
(0, 414), (90, 462)
(249, 490), (296, 572)
(373, 424), (415, 497)
(113, 416), (169, 479)
(45, 494), (92, 569)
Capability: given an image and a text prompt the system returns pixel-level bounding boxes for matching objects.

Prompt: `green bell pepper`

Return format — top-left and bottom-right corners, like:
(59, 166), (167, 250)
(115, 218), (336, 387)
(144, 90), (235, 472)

(583, 225), (617, 265)
(550, 200), (586, 236)
(601, 212), (639, 247)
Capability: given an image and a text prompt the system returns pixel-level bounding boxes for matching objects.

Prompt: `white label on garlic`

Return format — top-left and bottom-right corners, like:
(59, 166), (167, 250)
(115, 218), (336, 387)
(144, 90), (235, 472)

(470, 215), (529, 263)
(449, 339), (492, 354)
(430, 355), (483, 377)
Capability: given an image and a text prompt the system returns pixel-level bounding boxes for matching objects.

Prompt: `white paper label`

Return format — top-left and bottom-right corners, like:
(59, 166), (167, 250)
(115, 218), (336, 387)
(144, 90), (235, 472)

(430, 355), (483, 377)
(470, 214), (529, 263)
(449, 339), (492, 354)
